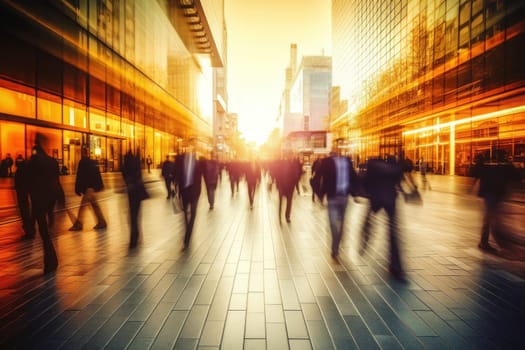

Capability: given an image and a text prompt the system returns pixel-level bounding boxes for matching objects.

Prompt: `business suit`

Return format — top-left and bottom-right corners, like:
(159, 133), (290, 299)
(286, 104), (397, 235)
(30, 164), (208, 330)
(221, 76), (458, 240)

(274, 159), (301, 223)
(314, 155), (357, 257)
(244, 160), (260, 209)
(361, 157), (405, 279)
(177, 153), (203, 248)
(27, 145), (61, 274)
(122, 150), (148, 249)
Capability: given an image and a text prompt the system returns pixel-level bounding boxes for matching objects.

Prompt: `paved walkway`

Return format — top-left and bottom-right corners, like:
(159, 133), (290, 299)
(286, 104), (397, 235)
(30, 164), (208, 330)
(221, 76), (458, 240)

(1, 172), (524, 349)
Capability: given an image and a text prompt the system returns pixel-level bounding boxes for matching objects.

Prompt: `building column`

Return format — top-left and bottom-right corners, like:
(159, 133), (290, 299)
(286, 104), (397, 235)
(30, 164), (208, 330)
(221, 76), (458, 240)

(449, 123), (455, 175)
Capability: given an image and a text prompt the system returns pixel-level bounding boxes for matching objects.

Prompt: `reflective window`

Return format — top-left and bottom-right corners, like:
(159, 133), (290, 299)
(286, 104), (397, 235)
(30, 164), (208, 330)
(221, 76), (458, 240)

(63, 99), (87, 128)
(37, 91), (62, 124)
(0, 82), (35, 119)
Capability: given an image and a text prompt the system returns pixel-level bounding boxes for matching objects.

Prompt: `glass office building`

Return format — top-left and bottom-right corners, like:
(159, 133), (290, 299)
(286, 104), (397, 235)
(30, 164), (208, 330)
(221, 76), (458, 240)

(0, 0), (224, 174)
(332, 0), (525, 175)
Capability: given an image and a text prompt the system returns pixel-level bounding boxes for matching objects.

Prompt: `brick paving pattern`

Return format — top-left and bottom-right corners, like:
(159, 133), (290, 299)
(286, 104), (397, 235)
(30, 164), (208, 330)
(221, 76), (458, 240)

(0, 172), (524, 349)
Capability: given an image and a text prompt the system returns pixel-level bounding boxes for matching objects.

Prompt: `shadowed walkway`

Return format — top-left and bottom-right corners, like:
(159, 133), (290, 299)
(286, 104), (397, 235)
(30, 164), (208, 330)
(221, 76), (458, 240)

(1, 172), (524, 349)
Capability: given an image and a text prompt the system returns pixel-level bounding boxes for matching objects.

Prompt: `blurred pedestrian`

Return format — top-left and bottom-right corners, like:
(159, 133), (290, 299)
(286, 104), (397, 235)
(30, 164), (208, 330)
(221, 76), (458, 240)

(244, 158), (261, 209)
(204, 154), (220, 209)
(27, 139), (62, 274)
(313, 152), (358, 258)
(473, 151), (521, 253)
(123, 149), (149, 249)
(176, 151), (203, 249)
(360, 156), (406, 280)
(293, 158), (303, 195)
(161, 155), (175, 199)
(227, 161), (241, 197)
(14, 155), (35, 240)
(419, 157), (431, 191)
(5, 153), (13, 177)
(274, 159), (301, 223)
(310, 157), (322, 202)
(146, 155), (153, 173)
(69, 146), (107, 231)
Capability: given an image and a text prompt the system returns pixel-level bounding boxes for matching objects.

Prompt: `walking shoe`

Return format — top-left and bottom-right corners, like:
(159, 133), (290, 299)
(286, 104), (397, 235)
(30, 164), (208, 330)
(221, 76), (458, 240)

(389, 266), (407, 281)
(68, 222), (82, 231)
(478, 243), (498, 254)
(93, 222), (107, 230)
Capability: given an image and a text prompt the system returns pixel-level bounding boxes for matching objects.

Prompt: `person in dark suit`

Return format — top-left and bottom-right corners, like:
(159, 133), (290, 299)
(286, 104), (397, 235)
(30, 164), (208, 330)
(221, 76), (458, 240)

(244, 159), (261, 209)
(310, 157), (323, 202)
(360, 156), (405, 280)
(274, 159), (301, 223)
(14, 155), (35, 240)
(227, 161), (241, 197)
(122, 149), (148, 249)
(313, 152), (358, 258)
(69, 146), (106, 231)
(473, 151), (521, 253)
(176, 151), (203, 249)
(27, 140), (62, 274)
(203, 154), (220, 209)
(161, 155), (175, 199)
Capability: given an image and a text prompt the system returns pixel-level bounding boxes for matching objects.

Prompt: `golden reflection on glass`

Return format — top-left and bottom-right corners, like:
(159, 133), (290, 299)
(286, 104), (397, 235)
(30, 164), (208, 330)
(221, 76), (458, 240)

(63, 99), (87, 128)
(37, 91), (62, 124)
(0, 84), (35, 118)
(89, 108), (106, 132)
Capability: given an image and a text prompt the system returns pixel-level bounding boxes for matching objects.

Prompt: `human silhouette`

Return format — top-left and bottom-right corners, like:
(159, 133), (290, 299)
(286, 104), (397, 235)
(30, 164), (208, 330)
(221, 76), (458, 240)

(14, 155), (35, 240)
(227, 161), (241, 197)
(146, 155), (153, 173)
(161, 155), (175, 199)
(69, 146), (107, 231)
(27, 137), (62, 274)
(419, 157), (431, 190)
(123, 149), (149, 249)
(176, 151), (203, 249)
(203, 154), (220, 209)
(473, 151), (521, 253)
(360, 156), (406, 280)
(244, 159), (260, 209)
(310, 157), (323, 202)
(313, 152), (358, 258)
(5, 153), (13, 177)
(274, 159), (301, 223)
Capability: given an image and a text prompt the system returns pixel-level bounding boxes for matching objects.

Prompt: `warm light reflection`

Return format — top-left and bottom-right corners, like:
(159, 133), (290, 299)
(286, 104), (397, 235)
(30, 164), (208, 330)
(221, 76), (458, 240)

(402, 105), (525, 136)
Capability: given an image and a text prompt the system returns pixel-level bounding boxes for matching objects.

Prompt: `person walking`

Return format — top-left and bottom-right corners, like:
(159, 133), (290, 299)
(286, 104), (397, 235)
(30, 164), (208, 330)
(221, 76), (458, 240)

(473, 151), (521, 253)
(313, 152), (358, 258)
(244, 158), (260, 209)
(176, 151), (203, 249)
(69, 146), (107, 231)
(274, 159), (301, 223)
(123, 149), (149, 249)
(14, 155), (35, 240)
(161, 155), (175, 199)
(146, 155), (153, 174)
(203, 154), (220, 210)
(360, 156), (406, 280)
(5, 153), (14, 177)
(27, 137), (62, 274)
(419, 157), (431, 191)
(310, 157), (322, 202)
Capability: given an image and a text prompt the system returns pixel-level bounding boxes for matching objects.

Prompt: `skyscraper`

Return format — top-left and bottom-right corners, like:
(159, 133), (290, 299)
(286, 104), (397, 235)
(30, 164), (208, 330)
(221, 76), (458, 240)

(332, 0), (525, 175)
(0, 0), (224, 173)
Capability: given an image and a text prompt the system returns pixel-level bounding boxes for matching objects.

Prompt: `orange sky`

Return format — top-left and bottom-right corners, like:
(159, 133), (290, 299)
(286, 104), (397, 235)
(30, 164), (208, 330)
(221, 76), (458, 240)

(225, 0), (331, 145)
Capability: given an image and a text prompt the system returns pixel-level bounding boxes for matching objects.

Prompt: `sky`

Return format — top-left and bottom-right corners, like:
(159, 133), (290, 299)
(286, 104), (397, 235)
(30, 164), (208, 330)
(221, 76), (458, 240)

(224, 0), (331, 145)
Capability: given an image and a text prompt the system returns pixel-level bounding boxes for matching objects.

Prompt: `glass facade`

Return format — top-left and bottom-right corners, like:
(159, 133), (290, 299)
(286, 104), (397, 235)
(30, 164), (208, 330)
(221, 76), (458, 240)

(0, 0), (221, 174)
(332, 0), (525, 175)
